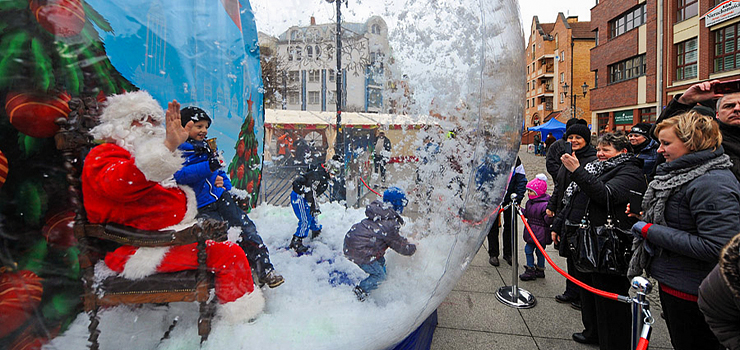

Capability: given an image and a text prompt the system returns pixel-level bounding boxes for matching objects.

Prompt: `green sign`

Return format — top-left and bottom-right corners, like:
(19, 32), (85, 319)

(614, 110), (634, 125)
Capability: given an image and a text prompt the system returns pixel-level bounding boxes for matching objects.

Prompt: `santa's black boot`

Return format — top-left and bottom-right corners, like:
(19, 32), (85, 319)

(289, 236), (309, 254)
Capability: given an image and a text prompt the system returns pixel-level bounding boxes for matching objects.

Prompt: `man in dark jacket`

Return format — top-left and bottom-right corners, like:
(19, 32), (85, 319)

(654, 80), (740, 181)
(289, 163), (332, 253)
(628, 123), (658, 180)
(487, 157), (526, 266)
(546, 118), (588, 179)
(698, 233), (740, 350)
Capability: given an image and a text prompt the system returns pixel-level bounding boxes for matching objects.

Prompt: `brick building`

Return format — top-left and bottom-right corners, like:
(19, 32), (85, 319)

(524, 14), (595, 129)
(590, 0), (660, 134)
(661, 0), (740, 104)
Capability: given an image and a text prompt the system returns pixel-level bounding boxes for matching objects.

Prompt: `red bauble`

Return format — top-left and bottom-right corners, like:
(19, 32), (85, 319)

(29, 0), (86, 37)
(246, 181), (254, 193)
(42, 210), (77, 248)
(0, 270), (43, 338)
(237, 164), (244, 180)
(236, 141), (245, 157)
(0, 149), (7, 190)
(5, 91), (71, 138)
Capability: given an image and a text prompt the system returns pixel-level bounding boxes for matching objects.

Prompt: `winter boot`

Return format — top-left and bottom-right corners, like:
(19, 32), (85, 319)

(311, 229), (321, 239)
(535, 267), (545, 278)
(519, 266), (537, 281)
(259, 270), (285, 288)
(289, 236), (309, 254)
(353, 286), (368, 302)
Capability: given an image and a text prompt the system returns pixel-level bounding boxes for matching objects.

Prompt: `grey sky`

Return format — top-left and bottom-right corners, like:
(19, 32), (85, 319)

(250, 0), (595, 40)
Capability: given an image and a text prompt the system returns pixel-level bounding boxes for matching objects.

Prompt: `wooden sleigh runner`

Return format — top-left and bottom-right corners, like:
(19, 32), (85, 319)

(55, 97), (228, 349)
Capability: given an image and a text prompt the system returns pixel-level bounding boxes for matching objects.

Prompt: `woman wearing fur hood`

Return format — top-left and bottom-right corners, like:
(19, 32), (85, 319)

(699, 232), (740, 350)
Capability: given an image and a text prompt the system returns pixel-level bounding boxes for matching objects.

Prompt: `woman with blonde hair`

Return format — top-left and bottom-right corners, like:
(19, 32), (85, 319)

(629, 110), (740, 350)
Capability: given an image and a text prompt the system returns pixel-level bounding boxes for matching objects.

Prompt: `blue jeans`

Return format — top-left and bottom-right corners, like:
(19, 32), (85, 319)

(198, 192), (273, 274)
(357, 257), (387, 292)
(524, 242), (545, 268)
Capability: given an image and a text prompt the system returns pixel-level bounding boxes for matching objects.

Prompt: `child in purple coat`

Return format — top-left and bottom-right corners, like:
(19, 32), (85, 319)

(519, 174), (553, 281)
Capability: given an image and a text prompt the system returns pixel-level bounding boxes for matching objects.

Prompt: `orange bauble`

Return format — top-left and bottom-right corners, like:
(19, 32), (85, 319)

(5, 91), (71, 138)
(0, 270), (43, 338)
(0, 150), (7, 190)
(42, 210), (77, 248)
(29, 0), (86, 37)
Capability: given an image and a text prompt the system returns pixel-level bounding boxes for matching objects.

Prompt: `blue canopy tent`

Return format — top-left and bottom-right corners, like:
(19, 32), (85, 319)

(529, 117), (566, 140)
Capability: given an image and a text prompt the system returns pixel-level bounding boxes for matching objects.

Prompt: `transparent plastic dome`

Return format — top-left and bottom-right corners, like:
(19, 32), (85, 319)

(0, 0), (524, 349)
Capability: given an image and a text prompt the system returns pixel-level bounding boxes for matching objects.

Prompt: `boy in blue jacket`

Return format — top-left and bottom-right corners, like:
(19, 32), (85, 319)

(174, 106), (284, 288)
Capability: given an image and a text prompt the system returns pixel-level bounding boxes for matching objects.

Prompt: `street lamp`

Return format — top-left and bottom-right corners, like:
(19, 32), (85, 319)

(561, 82), (589, 119)
(326, 0), (347, 202)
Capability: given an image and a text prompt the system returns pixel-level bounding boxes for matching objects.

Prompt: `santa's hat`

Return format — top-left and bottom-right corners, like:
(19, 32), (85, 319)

(90, 90), (164, 140)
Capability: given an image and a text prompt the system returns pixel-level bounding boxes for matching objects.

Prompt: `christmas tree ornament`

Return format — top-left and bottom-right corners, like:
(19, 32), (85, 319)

(29, 0), (86, 37)
(42, 210), (77, 249)
(0, 149), (7, 190)
(0, 270), (43, 338)
(5, 91), (71, 138)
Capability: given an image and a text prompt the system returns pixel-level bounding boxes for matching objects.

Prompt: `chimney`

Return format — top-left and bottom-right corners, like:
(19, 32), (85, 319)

(311, 16), (316, 26)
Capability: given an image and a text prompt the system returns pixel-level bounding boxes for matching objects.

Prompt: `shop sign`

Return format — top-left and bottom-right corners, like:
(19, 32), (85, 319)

(614, 110), (634, 125)
(705, 0), (740, 27)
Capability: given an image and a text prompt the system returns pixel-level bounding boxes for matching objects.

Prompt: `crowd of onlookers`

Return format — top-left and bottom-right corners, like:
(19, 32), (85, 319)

(489, 80), (740, 350)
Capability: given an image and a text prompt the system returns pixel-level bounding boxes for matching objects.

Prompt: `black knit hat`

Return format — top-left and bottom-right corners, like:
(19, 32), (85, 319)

(565, 118), (588, 129)
(180, 106), (212, 127)
(564, 124), (591, 145)
(629, 123), (652, 138)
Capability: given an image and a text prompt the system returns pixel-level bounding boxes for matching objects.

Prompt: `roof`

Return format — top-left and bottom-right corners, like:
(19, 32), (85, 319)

(265, 109), (439, 129)
(570, 22), (595, 39)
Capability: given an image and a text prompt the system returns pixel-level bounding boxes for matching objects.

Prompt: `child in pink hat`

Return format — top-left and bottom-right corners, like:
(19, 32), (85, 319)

(519, 174), (553, 281)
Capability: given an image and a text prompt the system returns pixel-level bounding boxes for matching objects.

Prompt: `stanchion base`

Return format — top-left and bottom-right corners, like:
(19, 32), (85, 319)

(495, 286), (536, 309)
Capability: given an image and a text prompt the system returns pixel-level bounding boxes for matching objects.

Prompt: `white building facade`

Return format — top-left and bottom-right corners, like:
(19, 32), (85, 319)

(273, 16), (389, 113)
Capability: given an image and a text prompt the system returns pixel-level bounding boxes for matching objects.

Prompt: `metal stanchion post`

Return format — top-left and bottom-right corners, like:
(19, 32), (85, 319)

(630, 276), (653, 350)
(495, 194), (536, 309)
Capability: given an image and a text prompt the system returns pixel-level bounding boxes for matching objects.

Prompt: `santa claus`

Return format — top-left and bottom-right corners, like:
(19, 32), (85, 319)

(81, 90), (263, 323)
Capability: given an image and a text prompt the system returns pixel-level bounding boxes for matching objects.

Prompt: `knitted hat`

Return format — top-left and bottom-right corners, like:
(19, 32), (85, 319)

(526, 174), (548, 198)
(180, 106), (212, 127)
(564, 124), (591, 145)
(629, 123), (652, 139)
(565, 118), (587, 129)
(383, 186), (408, 214)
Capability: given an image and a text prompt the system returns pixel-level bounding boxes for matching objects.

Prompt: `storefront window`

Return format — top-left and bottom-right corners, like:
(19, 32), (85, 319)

(676, 38), (698, 80)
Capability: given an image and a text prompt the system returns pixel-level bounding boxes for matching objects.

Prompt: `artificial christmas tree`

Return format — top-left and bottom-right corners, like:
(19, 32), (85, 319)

(228, 97), (263, 211)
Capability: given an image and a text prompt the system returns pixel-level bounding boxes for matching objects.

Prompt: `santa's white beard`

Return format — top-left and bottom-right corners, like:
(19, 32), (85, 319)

(117, 122), (166, 155)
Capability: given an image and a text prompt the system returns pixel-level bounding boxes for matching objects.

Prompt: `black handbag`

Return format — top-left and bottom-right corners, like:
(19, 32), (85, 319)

(570, 188), (633, 275)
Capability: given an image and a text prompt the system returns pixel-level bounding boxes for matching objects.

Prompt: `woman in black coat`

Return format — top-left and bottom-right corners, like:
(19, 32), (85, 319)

(545, 124), (597, 310)
(550, 132), (647, 349)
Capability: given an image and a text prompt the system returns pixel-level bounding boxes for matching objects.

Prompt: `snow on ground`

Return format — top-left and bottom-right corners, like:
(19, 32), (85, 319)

(46, 200), (487, 350)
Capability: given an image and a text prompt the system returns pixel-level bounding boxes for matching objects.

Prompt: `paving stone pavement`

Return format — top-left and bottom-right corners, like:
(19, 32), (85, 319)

(429, 146), (674, 350)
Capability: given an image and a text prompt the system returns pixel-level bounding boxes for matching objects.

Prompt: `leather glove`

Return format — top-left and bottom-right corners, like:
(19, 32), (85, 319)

(631, 221), (654, 255)
(208, 156), (221, 171)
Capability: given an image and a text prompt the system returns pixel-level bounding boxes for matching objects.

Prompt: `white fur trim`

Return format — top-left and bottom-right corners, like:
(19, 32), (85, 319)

(229, 187), (248, 200)
(91, 91), (165, 141)
(218, 286), (265, 324)
(120, 247), (170, 280)
(161, 185), (199, 231)
(133, 138), (183, 183)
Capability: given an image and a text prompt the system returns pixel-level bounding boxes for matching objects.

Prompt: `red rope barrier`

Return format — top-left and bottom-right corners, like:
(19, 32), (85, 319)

(358, 174), (382, 196)
(517, 208), (627, 302)
(636, 337), (649, 350)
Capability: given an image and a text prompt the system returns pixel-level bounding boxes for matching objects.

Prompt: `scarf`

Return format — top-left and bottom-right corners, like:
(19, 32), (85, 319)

(562, 153), (632, 206)
(628, 151), (733, 278)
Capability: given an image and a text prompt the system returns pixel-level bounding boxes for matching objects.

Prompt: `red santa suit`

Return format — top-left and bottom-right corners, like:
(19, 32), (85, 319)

(81, 91), (263, 323)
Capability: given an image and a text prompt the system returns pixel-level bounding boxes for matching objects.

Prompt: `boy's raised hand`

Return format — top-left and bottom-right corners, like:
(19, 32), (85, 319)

(164, 100), (192, 151)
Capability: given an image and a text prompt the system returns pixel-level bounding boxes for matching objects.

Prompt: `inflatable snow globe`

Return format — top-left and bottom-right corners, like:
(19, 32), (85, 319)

(0, 0), (524, 348)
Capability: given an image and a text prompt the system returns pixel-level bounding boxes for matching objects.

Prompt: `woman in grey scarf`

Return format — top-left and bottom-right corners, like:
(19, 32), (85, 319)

(628, 111), (740, 350)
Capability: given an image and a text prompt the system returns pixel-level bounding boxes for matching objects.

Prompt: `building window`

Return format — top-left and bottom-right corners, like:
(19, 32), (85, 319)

(308, 70), (320, 83)
(288, 70), (299, 83)
(676, 38), (698, 80)
(560, 50), (565, 62)
(526, 99), (529, 108)
(288, 46), (294, 61)
(714, 23), (740, 73)
(290, 30), (298, 41)
(598, 112), (610, 134)
(328, 69), (335, 82)
(560, 93), (565, 103)
(306, 46), (313, 60)
(560, 72), (564, 83)
(594, 70), (599, 88)
(327, 44), (333, 60)
(328, 91), (336, 104)
(315, 45), (321, 59)
(609, 55), (646, 84)
(677, 0), (698, 22)
(371, 24), (381, 34)
(288, 92), (300, 105)
(610, 4), (646, 38)
(295, 46), (302, 61)
(640, 107), (657, 123)
(595, 29), (599, 46)
(308, 91), (320, 105)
